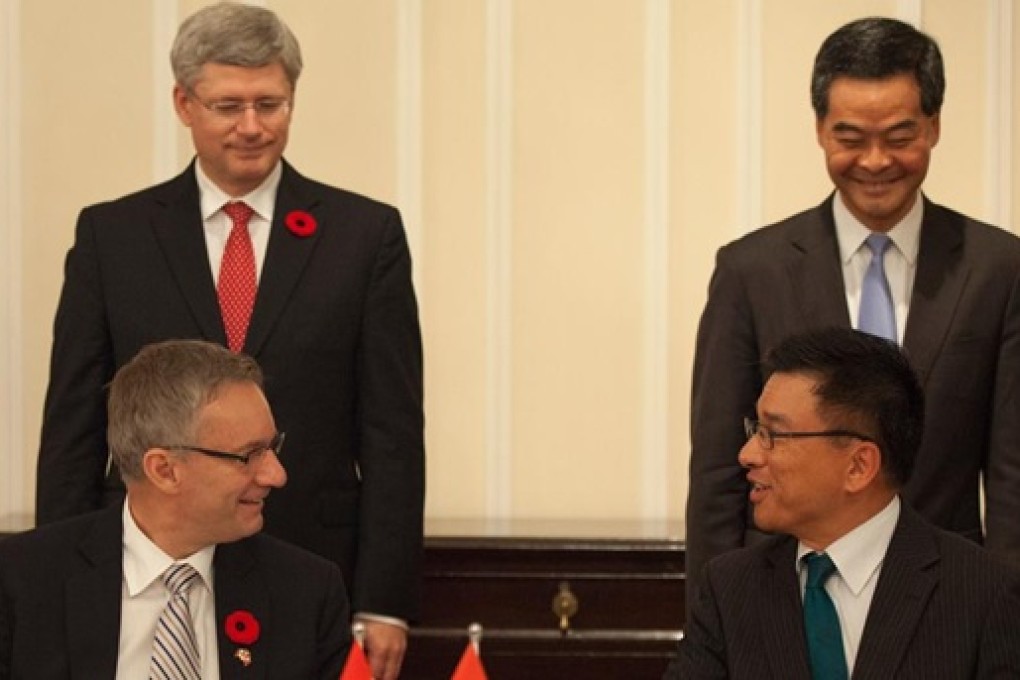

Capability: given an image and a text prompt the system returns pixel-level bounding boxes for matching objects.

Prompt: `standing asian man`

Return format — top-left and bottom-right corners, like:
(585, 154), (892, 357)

(686, 16), (1020, 610)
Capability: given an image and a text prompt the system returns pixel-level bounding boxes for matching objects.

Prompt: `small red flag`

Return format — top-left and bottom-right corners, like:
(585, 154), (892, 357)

(339, 640), (372, 680)
(451, 642), (488, 680)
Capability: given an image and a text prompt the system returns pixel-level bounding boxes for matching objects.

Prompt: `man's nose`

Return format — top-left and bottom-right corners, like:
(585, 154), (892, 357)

(737, 437), (763, 468)
(256, 449), (287, 488)
(857, 140), (892, 172)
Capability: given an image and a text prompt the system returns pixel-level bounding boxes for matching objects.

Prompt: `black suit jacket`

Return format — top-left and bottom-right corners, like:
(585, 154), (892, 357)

(686, 195), (1020, 603)
(0, 505), (350, 679)
(666, 504), (1020, 679)
(36, 160), (424, 620)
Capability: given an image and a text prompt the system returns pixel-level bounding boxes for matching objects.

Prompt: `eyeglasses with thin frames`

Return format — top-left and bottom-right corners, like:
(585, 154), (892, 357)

(162, 432), (286, 464)
(743, 418), (873, 450)
(189, 93), (292, 123)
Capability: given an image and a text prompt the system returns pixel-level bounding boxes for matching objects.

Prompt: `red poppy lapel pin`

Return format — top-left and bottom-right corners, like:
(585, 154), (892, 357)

(225, 610), (261, 667)
(285, 209), (317, 237)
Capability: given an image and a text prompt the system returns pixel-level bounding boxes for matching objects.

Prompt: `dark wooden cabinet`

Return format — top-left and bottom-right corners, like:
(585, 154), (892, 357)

(402, 520), (686, 679)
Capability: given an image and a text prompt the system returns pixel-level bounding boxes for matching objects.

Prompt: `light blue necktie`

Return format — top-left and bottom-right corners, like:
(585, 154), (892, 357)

(803, 552), (848, 680)
(858, 233), (896, 342)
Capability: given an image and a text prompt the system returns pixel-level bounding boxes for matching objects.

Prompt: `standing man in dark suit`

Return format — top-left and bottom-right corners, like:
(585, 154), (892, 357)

(34, 4), (423, 678)
(3, 340), (350, 678)
(686, 16), (1020, 610)
(667, 328), (1020, 679)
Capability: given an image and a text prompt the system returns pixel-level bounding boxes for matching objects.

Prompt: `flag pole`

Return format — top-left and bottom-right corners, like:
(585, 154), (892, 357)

(352, 620), (366, 647)
(468, 622), (483, 654)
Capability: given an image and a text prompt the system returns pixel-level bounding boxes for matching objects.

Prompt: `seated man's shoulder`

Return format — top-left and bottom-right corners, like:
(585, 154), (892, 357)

(234, 531), (343, 579)
(934, 527), (1020, 585)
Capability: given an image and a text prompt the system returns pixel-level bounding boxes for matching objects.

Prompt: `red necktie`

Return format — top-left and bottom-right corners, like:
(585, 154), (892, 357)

(218, 202), (257, 353)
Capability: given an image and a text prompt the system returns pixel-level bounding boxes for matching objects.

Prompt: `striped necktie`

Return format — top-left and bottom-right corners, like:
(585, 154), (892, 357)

(149, 562), (202, 680)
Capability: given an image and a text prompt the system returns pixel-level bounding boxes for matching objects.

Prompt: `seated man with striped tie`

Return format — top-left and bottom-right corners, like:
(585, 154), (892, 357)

(0, 340), (350, 678)
(665, 327), (1020, 679)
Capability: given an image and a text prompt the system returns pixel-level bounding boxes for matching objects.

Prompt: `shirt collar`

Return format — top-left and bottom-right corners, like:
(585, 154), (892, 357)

(195, 160), (282, 223)
(122, 498), (216, 597)
(833, 191), (923, 266)
(797, 495), (900, 596)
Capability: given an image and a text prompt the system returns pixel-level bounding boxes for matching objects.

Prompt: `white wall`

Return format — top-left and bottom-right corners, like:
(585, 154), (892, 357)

(2, 0), (1016, 532)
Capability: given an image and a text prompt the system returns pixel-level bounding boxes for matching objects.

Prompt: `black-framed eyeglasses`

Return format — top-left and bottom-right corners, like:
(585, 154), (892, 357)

(162, 432), (286, 464)
(744, 418), (873, 451)
(189, 93), (292, 122)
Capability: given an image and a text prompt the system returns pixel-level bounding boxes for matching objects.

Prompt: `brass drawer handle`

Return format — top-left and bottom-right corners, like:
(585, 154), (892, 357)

(552, 581), (579, 632)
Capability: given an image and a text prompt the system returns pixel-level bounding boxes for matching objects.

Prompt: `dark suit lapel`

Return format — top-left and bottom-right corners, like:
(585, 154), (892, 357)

(65, 506), (124, 680)
(244, 161), (323, 356)
(761, 539), (813, 680)
(787, 198), (853, 330)
(902, 200), (967, 387)
(852, 505), (939, 680)
(150, 164), (228, 344)
(214, 540), (270, 680)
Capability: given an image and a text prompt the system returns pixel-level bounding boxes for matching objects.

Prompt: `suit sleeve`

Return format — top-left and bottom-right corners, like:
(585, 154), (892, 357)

(36, 209), (115, 524)
(685, 247), (762, 611)
(975, 568), (1020, 675)
(316, 561), (353, 679)
(664, 563), (731, 680)
(351, 208), (425, 621)
(983, 269), (1020, 568)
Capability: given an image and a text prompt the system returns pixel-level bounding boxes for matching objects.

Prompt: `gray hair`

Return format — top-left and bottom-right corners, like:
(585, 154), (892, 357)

(108, 340), (263, 480)
(171, 1), (303, 91)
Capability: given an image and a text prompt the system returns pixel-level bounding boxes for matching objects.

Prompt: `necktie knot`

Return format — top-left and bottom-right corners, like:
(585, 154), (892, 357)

(222, 201), (254, 227)
(162, 562), (199, 597)
(804, 552), (837, 588)
(865, 232), (891, 257)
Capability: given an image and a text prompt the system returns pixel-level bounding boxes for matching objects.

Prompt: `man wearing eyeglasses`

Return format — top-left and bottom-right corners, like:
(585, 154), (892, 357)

(686, 16), (1020, 621)
(35, 4), (423, 679)
(665, 327), (1020, 679)
(2, 339), (351, 678)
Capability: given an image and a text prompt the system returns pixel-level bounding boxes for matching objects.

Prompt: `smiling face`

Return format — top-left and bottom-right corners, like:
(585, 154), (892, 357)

(173, 380), (287, 548)
(816, 73), (939, 232)
(738, 372), (858, 549)
(174, 61), (293, 197)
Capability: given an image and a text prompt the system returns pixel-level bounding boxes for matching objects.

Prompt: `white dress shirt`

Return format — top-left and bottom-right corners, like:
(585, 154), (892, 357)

(116, 500), (219, 679)
(797, 496), (901, 675)
(834, 192), (923, 346)
(196, 160), (281, 284)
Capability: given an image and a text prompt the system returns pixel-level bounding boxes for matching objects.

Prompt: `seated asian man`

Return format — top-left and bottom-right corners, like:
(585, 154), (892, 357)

(666, 327), (1020, 679)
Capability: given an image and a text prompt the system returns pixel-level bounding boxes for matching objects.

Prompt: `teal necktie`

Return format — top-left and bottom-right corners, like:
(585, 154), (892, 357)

(803, 552), (848, 680)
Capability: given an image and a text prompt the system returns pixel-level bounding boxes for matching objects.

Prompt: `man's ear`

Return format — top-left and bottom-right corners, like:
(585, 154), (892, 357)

(142, 448), (183, 493)
(173, 84), (194, 128)
(845, 441), (882, 493)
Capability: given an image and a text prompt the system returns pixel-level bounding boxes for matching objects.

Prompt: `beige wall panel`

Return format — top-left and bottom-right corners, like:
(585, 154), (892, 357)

(511, 0), (645, 518)
(1015, 2), (1020, 231)
(7, 0), (1020, 530)
(760, 0), (893, 224)
(922, 2), (990, 222)
(667, 1), (742, 525)
(283, 0), (399, 203)
(420, 0), (490, 517)
(20, 0), (154, 509)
